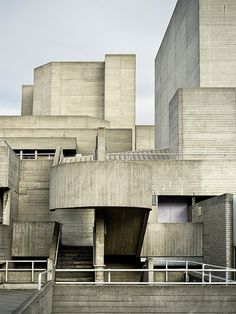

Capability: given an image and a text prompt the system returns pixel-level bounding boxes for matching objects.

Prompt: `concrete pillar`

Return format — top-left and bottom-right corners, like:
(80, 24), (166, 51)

(47, 258), (53, 281)
(96, 128), (106, 161)
(147, 257), (154, 282)
(53, 147), (63, 166)
(94, 209), (105, 282)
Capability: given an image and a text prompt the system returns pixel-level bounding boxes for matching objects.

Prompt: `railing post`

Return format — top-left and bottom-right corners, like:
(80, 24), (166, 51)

(5, 261), (8, 283)
(108, 269), (111, 283)
(38, 272), (42, 290)
(47, 258), (53, 281)
(226, 268), (229, 284)
(32, 261), (34, 282)
(186, 261), (189, 282)
(165, 261), (168, 283)
(147, 257), (154, 283)
(202, 264), (205, 283)
(209, 271), (212, 283)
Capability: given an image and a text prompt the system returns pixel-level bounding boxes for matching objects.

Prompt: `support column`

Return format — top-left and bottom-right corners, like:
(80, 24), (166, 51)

(94, 209), (105, 282)
(147, 257), (154, 282)
(96, 128), (106, 161)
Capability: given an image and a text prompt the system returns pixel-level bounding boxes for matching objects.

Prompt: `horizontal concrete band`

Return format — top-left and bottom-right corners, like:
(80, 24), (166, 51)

(50, 206), (151, 212)
(49, 161), (152, 210)
(52, 284), (236, 313)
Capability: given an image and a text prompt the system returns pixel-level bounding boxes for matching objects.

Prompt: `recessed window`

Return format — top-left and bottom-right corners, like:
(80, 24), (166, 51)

(157, 196), (191, 223)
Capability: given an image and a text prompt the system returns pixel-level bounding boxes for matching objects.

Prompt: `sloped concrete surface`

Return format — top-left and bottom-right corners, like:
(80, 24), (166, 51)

(0, 290), (34, 313)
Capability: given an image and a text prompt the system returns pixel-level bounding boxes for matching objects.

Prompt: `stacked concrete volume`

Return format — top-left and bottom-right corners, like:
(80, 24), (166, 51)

(0, 0), (236, 313)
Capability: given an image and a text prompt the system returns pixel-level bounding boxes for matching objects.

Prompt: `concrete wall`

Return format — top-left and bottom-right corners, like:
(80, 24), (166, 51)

(0, 129), (132, 155)
(33, 62), (105, 119)
(52, 285), (236, 313)
(155, 0), (236, 150)
(0, 141), (20, 259)
(8, 145), (20, 221)
(0, 142), (10, 187)
(50, 161), (152, 210)
(15, 281), (53, 314)
(33, 63), (51, 115)
(104, 207), (149, 256)
(155, 0), (200, 149)
(0, 116), (109, 130)
(0, 118), (133, 155)
(0, 225), (12, 260)
(193, 194), (233, 267)
(12, 222), (54, 257)
(199, 0), (236, 88)
(3, 137), (77, 151)
(51, 208), (94, 246)
(150, 160), (236, 196)
(21, 85), (33, 116)
(106, 129), (132, 153)
(169, 88), (236, 158)
(141, 223), (202, 257)
(18, 160), (52, 222)
(135, 125), (155, 150)
(104, 55), (136, 129)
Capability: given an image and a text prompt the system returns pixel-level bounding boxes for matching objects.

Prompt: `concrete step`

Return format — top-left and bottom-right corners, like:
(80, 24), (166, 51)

(56, 245), (94, 282)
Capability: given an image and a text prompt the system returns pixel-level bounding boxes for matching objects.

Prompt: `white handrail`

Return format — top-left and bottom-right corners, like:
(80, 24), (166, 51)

(0, 260), (47, 283)
(54, 266), (236, 285)
(38, 270), (52, 290)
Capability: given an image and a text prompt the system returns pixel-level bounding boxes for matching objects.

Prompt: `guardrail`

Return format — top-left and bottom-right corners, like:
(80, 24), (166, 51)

(52, 260), (236, 286)
(0, 260), (47, 283)
(38, 270), (52, 290)
(16, 152), (55, 160)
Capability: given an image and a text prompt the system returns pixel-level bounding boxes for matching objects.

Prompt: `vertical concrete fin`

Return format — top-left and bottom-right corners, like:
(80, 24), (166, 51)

(96, 128), (107, 161)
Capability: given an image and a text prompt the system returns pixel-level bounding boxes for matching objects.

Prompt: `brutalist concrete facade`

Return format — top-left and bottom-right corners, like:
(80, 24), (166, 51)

(155, 0), (236, 151)
(0, 0), (236, 312)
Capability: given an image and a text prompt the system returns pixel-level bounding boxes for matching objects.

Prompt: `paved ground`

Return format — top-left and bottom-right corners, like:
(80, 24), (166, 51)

(0, 290), (35, 313)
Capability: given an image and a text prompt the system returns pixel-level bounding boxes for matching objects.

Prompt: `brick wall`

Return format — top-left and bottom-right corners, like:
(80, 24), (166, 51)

(193, 194), (233, 267)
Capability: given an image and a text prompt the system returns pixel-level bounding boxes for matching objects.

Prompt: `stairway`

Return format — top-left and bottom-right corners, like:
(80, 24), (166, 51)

(55, 246), (94, 282)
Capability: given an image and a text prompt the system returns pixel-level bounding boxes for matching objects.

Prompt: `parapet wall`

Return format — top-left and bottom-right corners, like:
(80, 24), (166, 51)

(52, 284), (236, 313)
(50, 161), (152, 210)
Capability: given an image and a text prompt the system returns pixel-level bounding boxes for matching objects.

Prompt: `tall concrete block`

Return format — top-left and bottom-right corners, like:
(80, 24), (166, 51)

(33, 63), (52, 115)
(155, 0), (236, 150)
(169, 88), (236, 158)
(21, 85), (33, 115)
(33, 62), (105, 119)
(200, 0), (236, 88)
(155, 0), (200, 149)
(104, 55), (136, 130)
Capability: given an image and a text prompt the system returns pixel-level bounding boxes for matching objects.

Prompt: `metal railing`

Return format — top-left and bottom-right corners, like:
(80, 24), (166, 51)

(38, 270), (52, 290)
(0, 260), (47, 283)
(53, 260), (236, 285)
(15, 151), (55, 160)
(106, 152), (236, 160)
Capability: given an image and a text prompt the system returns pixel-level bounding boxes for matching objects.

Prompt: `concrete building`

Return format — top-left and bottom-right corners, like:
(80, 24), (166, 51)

(0, 0), (236, 313)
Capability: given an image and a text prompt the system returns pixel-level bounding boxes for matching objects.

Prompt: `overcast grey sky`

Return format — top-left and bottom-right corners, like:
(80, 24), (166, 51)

(0, 0), (177, 124)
